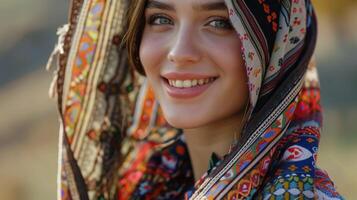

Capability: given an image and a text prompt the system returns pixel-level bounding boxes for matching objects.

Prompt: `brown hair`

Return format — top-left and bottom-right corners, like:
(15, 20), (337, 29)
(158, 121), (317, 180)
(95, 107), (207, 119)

(124, 0), (148, 75)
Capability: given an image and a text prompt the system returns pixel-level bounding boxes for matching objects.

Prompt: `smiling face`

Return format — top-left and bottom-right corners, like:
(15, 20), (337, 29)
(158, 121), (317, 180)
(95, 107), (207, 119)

(139, 0), (249, 129)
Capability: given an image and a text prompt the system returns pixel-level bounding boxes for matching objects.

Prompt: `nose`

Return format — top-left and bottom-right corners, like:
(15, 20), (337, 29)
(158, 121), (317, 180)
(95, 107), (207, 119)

(167, 26), (201, 65)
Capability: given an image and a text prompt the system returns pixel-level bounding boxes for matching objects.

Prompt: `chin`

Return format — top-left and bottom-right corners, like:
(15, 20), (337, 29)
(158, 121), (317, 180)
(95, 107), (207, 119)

(163, 111), (209, 129)
(167, 119), (202, 129)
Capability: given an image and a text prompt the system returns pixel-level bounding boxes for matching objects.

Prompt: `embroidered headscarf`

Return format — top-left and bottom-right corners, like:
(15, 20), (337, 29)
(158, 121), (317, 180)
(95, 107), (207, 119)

(47, 0), (343, 199)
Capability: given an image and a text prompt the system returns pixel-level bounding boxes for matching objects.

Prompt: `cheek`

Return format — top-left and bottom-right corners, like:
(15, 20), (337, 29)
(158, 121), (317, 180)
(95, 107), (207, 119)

(211, 37), (248, 109)
(202, 33), (244, 71)
(139, 31), (170, 108)
(139, 36), (157, 76)
(139, 31), (169, 77)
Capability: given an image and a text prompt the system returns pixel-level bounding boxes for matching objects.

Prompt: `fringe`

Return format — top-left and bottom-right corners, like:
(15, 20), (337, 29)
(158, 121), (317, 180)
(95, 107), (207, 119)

(46, 24), (70, 99)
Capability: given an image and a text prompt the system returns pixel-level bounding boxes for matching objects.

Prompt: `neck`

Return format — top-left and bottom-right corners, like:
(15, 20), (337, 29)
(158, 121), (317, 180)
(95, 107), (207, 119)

(183, 113), (244, 181)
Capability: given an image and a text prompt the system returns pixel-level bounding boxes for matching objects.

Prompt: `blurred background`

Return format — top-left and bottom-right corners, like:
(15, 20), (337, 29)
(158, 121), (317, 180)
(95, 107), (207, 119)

(0, 0), (356, 199)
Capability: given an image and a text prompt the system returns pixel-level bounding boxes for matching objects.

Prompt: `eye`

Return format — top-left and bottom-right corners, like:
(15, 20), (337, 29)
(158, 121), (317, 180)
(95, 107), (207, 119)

(207, 18), (233, 30)
(148, 14), (173, 25)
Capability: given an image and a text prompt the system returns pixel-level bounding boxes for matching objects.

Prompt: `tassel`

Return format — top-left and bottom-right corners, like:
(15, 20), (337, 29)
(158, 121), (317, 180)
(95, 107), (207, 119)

(49, 70), (58, 99)
(46, 24), (69, 71)
(46, 24), (70, 99)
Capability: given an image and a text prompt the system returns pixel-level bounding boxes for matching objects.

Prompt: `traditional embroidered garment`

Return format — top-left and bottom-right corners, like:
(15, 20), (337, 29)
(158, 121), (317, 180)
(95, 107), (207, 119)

(47, 0), (344, 199)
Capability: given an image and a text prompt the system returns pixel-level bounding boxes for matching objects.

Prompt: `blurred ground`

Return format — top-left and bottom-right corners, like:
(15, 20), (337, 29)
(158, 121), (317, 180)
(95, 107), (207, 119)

(0, 0), (356, 199)
(0, 71), (58, 199)
(0, 1), (66, 199)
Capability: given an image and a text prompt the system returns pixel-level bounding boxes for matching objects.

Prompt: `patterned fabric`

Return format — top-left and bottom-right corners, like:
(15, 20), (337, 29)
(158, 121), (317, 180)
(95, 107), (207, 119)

(47, 0), (344, 199)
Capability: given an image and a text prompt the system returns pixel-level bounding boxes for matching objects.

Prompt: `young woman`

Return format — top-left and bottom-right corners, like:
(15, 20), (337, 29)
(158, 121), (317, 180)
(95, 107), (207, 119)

(48, 0), (343, 199)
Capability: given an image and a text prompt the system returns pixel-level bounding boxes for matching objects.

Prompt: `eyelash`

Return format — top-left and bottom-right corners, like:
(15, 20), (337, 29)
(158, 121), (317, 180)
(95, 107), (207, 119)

(147, 14), (233, 30)
(148, 14), (173, 25)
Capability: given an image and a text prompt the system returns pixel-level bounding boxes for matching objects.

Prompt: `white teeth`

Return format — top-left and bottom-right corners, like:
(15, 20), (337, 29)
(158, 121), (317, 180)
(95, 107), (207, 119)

(183, 80), (191, 88)
(168, 78), (215, 88)
(175, 80), (183, 87)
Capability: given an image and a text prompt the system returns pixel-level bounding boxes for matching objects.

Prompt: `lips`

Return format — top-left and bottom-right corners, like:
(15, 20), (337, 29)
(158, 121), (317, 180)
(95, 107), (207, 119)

(161, 72), (219, 99)
(162, 72), (218, 80)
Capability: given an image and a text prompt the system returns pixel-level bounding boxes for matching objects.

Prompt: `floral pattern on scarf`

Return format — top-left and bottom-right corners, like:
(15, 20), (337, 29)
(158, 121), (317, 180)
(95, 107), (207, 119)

(49, 0), (344, 199)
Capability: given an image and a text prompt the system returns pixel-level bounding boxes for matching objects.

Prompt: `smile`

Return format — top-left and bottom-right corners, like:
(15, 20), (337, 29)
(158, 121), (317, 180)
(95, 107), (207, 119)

(167, 78), (216, 88)
(161, 73), (218, 99)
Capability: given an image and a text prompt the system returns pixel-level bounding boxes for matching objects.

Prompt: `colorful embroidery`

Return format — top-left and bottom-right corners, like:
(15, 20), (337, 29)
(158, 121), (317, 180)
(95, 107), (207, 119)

(52, 0), (343, 199)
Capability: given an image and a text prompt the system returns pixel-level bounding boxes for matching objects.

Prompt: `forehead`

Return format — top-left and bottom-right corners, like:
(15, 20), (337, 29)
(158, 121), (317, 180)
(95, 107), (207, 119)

(146, 0), (227, 11)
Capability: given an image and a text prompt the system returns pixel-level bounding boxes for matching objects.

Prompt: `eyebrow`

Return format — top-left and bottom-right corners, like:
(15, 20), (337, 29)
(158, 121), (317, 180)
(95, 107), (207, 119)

(146, 0), (227, 11)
